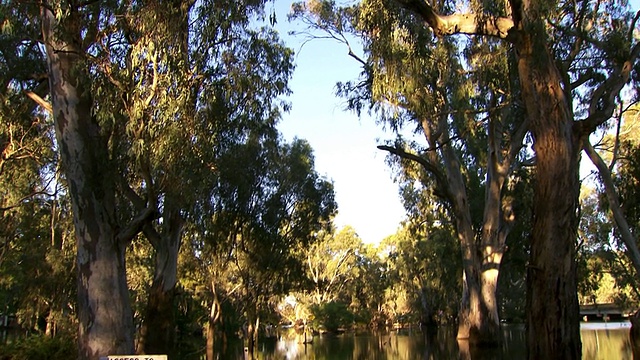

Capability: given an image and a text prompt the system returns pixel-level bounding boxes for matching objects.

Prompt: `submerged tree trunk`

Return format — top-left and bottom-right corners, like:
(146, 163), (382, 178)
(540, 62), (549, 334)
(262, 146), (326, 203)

(380, 114), (511, 346)
(516, 33), (582, 359)
(41, 6), (144, 360)
(244, 306), (260, 358)
(442, 137), (503, 346)
(206, 281), (222, 360)
(393, 0), (635, 356)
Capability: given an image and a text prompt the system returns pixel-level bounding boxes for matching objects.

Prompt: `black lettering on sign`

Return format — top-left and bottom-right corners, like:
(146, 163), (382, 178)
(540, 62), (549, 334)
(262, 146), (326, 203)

(99, 355), (168, 360)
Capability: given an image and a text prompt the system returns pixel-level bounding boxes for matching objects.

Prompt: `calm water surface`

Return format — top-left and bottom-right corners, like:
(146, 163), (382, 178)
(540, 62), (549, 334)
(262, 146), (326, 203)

(215, 323), (633, 359)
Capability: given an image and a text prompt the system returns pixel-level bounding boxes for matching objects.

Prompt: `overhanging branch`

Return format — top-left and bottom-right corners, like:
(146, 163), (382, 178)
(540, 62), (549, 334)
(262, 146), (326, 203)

(583, 140), (640, 278)
(579, 42), (640, 133)
(377, 144), (453, 203)
(396, 0), (515, 39)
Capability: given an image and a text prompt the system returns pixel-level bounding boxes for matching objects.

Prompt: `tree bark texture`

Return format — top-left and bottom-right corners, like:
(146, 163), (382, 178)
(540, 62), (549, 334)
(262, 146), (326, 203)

(41, 6), (135, 360)
(446, 157), (499, 345)
(380, 110), (509, 346)
(516, 33), (582, 360)
(425, 120), (505, 345)
(139, 206), (183, 356)
(396, 0), (637, 357)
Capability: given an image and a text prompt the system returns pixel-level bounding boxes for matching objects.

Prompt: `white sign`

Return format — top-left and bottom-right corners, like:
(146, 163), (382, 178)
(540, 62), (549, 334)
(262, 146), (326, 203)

(99, 356), (167, 360)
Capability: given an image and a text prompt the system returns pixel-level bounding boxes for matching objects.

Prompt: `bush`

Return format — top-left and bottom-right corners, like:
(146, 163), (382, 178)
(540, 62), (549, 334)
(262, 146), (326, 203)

(0, 334), (76, 360)
(310, 301), (354, 333)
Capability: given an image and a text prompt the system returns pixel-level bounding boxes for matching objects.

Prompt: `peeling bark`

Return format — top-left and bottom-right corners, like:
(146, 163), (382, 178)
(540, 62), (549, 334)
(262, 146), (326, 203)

(516, 33), (582, 359)
(41, 6), (135, 360)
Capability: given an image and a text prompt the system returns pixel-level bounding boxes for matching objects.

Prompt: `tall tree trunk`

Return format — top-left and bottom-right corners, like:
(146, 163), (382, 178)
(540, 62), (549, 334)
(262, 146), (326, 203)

(517, 33), (582, 359)
(139, 206), (183, 356)
(244, 306), (259, 358)
(382, 116), (508, 345)
(442, 141), (501, 345)
(41, 6), (136, 360)
(206, 280), (222, 360)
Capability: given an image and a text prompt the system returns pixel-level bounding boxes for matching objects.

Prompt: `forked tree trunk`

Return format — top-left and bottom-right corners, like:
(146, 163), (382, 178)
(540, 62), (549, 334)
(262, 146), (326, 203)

(442, 142), (502, 346)
(517, 33), (582, 359)
(42, 6), (136, 360)
(139, 206), (183, 356)
(383, 116), (509, 346)
(206, 281), (222, 360)
(244, 307), (260, 358)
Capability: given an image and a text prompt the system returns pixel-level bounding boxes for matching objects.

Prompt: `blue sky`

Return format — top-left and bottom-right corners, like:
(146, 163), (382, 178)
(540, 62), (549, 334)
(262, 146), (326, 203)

(271, 0), (640, 244)
(271, 2), (406, 245)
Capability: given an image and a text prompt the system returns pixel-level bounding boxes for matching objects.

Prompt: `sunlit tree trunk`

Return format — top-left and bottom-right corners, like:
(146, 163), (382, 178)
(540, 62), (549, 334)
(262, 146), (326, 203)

(41, 6), (138, 360)
(441, 132), (503, 346)
(206, 281), (222, 360)
(516, 32), (582, 359)
(382, 114), (510, 345)
(392, 0), (581, 355)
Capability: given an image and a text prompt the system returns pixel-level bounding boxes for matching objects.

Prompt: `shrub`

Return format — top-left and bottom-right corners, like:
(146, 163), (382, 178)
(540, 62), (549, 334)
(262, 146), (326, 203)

(310, 301), (354, 333)
(0, 334), (76, 360)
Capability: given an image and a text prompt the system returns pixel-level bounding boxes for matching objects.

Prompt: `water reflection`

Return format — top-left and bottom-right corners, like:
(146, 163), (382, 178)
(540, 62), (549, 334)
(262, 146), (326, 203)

(213, 323), (631, 359)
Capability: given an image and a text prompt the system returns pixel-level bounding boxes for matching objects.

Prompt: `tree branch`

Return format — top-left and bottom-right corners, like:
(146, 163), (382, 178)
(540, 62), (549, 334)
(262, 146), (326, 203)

(583, 140), (640, 278)
(117, 175), (159, 247)
(377, 144), (453, 203)
(579, 42), (640, 133)
(116, 205), (158, 247)
(24, 90), (52, 114)
(396, 0), (515, 39)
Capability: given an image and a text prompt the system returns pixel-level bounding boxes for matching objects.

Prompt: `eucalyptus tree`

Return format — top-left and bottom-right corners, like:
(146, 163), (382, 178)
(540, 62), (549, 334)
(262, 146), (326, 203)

(582, 105), (640, 347)
(582, 106), (640, 288)
(5, 0), (295, 358)
(102, 3), (295, 354)
(0, 1), (76, 339)
(348, 243), (391, 326)
(201, 135), (336, 356)
(385, 0), (640, 357)
(292, 0), (526, 345)
(384, 219), (461, 327)
(305, 226), (360, 305)
(295, 0), (640, 355)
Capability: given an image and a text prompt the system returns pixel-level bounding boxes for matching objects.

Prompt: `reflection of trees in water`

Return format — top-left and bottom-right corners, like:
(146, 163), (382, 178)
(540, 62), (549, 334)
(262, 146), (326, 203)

(212, 325), (631, 359)
(581, 329), (633, 360)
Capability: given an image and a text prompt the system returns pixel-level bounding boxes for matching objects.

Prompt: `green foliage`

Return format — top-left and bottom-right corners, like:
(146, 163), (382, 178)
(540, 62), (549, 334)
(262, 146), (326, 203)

(497, 168), (533, 322)
(0, 0), (75, 332)
(0, 334), (76, 360)
(310, 301), (354, 332)
(577, 187), (640, 308)
(383, 222), (461, 326)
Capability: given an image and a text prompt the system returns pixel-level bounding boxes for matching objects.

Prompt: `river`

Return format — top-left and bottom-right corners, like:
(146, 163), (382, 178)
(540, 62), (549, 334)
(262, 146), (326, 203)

(212, 322), (633, 359)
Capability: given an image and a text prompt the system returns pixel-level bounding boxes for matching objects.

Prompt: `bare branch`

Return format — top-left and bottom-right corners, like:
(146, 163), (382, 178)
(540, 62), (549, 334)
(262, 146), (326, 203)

(24, 90), (52, 114)
(583, 140), (640, 278)
(397, 0), (515, 39)
(579, 42), (640, 133)
(377, 144), (453, 203)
